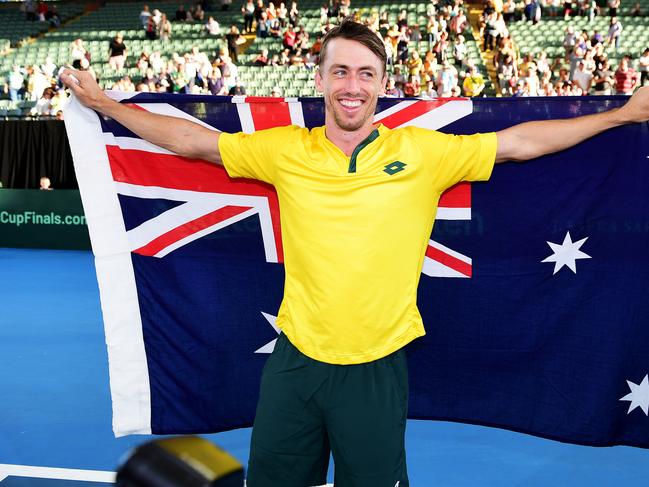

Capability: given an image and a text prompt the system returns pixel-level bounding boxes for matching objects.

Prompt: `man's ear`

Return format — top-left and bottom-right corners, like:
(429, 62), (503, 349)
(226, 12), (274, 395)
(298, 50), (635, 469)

(315, 68), (324, 93)
(380, 72), (388, 95)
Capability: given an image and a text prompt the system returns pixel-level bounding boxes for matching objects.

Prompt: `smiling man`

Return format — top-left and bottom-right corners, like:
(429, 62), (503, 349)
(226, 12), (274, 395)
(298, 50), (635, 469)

(60, 17), (649, 487)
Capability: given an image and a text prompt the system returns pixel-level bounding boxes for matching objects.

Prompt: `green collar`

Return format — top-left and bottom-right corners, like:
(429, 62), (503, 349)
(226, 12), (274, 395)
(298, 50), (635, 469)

(348, 128), (380, 173)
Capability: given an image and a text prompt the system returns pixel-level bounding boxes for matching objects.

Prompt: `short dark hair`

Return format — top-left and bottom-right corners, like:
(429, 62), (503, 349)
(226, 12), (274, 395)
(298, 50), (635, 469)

(318, 17), (387, 73)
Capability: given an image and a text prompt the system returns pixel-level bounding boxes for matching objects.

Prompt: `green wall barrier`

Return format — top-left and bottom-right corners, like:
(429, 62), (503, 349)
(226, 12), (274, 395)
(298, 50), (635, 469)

(0, 189), (90, 250)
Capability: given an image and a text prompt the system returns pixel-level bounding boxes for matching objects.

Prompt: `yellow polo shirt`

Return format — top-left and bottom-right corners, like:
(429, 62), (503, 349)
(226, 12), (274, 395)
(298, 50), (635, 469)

(219, 124), (497, 364)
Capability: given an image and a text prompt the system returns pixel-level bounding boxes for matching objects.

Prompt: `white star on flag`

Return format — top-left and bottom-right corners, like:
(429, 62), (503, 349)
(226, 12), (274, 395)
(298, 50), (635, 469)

(541, 231), (591, 275)
(620, 375), (649, 415)
(254, 312), (280, 354)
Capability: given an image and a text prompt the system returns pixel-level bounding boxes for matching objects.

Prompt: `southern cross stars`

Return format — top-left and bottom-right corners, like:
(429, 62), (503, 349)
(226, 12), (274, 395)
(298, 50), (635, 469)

(542, 231), (591, 275)
(620, 375), (649, 416)
(254, 312), (280, 354)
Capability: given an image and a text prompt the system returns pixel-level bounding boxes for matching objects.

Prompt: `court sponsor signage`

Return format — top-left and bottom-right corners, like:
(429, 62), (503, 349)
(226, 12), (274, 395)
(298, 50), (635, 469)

(0, 189), (90, 250)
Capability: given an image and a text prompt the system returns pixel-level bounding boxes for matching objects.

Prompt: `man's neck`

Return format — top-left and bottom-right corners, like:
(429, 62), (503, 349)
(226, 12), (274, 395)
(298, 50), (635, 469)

(324, 121), (376, 157)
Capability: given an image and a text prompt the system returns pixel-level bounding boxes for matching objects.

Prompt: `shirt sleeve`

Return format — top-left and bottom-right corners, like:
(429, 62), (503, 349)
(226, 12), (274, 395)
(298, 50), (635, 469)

(218, 126), (291, 184)
(416, 128), (498, 192)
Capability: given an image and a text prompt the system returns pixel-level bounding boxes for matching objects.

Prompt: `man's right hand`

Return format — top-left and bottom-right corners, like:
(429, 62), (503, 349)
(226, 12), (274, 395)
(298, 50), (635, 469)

(60, 69), (112, 112)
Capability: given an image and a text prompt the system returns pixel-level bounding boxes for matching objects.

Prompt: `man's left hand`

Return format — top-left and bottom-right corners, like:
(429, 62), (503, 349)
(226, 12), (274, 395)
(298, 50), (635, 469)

(619, 86), (649, 124)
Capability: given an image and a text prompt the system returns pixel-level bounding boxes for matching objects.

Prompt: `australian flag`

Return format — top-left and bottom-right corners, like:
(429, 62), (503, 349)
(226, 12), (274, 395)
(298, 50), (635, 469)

(64, 93), (649, 448)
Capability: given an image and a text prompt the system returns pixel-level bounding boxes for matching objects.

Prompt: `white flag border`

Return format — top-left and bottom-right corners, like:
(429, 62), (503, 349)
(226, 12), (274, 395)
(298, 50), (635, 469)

(64, 92), (152, 437)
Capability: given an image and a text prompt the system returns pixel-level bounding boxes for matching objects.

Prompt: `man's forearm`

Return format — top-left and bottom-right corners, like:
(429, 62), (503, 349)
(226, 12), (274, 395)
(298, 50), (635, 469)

(96, 97), (216, 160)
(496, 107), (626, 163)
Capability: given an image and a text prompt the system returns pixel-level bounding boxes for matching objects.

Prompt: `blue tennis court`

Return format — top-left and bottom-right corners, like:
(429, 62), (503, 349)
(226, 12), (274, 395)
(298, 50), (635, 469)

(1, 247), (648, 485)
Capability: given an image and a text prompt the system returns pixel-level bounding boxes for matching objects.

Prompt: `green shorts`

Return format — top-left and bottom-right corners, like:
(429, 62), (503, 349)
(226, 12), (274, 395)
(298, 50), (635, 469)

(246, 333), (409, 487)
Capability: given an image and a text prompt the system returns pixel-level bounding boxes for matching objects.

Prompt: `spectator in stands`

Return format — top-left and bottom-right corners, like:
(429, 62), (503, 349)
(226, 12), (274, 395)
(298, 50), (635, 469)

(112, 75), (136, 92)
(145, 14), (158, 40)
(630, 2), (642, 16)
(36, 1), (48, 22)
(24, 0), (37, 21)
(277, 2), (288, 27)
(498, 53), (516, 95)
(148, 51), (163, 72)
(452, 35), (467, 66)
(640, 48), (649, 87)
(254, 0), (265, 26)
(190, 2), (205, 21)
(588, 0), (598, 22)
(395, 25), (410, 63)
(46, 5), (61, 27)
(206, 16), (221, 36)
(31, 87), (54, 116)
(41, 56), (57, 79)
(207, 67), (227, 95)
(242, 0), (255, 33)
(176, 5), (189, 21)
(463, 65), (486, 97)
(39, 177), (53, 191)
(523, 0), (541, 24)
(226, 25), (246, 63)
(592, 59), (615, 95)
(319, 2), (329, 24)
(384, 77), (404, 97)
(410, 24), (423, 44)
(27, 65), (49, 101)
(483, 11), (498, 51)
(289, 1), (299, 26)
(269, 17), (282, 37)
(266, 1), (277, 21)
(108, 34), (128, 72)
(614, 56), (639, 95)
(140, 4), (152, 28)
(228, 78), (246, 95)
(437, 60), (458, 97)
(449, 10), (468, 38)
(270, 86), (282, 97)
(607, 0), (620, 17)
(257, 11), (270, 37)
(296, 25), (310, 51)
(140, 67), (159, 91)
(279, 48), (291, 65)
(50, 87), (67, 114)
(433, 30), (449, 64)
(572, 60), (593, 93)
(606, 16), (622, 49)
(283, 24), (297, 51)
(563, 25), (577, 58)
(253, 49), (270, 66)
(78, 57), (97, 80)
(290, 49), (305, 66)
(407, 51), (423, 82)
(403, 74), (421, 97)
(70, 39), (88, 69)
(159, 14), (173, 41)
(135, 51), (149, 73)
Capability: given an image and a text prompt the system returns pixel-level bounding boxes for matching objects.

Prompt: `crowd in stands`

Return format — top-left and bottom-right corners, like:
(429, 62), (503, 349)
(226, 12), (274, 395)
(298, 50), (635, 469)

(2, 0), (649, 119)
(482, 0), (649, 96)
(21, 0), (62, 27)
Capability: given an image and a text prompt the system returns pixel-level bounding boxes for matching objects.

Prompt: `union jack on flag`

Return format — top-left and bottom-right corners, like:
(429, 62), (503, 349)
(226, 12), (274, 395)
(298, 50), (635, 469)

(65, 93), (649, 450)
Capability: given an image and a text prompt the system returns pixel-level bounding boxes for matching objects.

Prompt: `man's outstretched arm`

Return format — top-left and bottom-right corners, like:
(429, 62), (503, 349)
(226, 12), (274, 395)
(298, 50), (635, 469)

(495, 86), (649, 163)
(60, 69), (222, 165)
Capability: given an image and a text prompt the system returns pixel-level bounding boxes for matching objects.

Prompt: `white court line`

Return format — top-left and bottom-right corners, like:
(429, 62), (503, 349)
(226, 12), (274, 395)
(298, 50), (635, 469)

(0, 464), (333, 486)
(0, 464), (116, 483)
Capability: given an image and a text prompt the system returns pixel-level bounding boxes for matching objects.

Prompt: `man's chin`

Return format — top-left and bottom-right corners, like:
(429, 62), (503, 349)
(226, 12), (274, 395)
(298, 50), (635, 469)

(333, 111), (370, 132)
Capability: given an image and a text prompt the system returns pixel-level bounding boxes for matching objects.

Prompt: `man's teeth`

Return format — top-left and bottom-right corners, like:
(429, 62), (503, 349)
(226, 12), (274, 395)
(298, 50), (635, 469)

(340, 100), (362, 108)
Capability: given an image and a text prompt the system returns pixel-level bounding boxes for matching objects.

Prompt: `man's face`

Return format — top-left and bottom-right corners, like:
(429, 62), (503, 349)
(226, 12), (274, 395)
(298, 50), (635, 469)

(315, 38), (387, 133)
